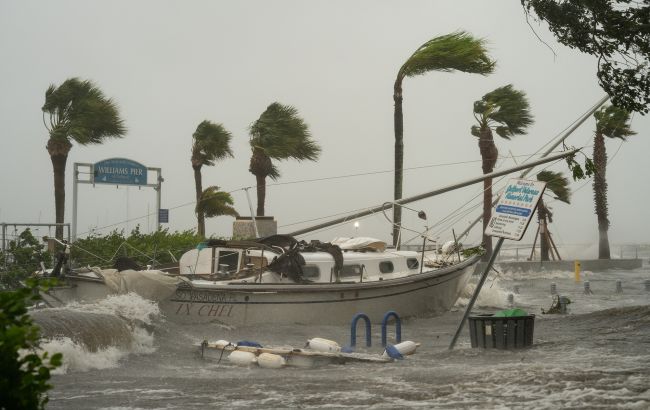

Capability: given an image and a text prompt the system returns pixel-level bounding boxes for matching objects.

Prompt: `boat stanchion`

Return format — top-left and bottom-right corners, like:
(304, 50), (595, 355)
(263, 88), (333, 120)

(584, 280), (593, 295)
(615, 280), (623, 294)
(381, 311), (401, 347)
(350, 313), (371, 348)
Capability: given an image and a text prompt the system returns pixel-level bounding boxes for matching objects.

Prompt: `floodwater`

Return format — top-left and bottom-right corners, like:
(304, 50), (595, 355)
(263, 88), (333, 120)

(35, 258), (650, 409)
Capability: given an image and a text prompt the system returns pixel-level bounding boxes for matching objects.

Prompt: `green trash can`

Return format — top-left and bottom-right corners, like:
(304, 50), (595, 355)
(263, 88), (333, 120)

(468, 313), (535, 349)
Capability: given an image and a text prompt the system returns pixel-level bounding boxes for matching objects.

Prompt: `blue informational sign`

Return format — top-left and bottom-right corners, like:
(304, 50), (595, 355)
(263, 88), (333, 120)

(159, 209), (169, 223)
(94, 158), (148, 185)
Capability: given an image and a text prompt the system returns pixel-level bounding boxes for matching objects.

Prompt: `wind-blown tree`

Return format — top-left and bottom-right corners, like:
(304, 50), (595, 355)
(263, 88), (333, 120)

(471, 85), (533, 259)
(536, 170), (571, 261)
(42, 78), (126, 239)
(191, 120), (234, 237)
(393, 31), (495, 247)
(249, 102), (321, 216)
(522, 1), (650, 114)
(195, 186), (239, 233)
(592, 105), (636, 259)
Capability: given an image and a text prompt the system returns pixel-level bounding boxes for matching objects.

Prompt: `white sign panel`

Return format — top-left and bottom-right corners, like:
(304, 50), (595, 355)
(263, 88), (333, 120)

(485, 178), (546, 241)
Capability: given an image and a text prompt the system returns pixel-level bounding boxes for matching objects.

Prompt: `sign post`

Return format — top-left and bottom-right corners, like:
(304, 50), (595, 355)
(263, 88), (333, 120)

(449, 178), (545, 350)
(72, 158), (163, 241)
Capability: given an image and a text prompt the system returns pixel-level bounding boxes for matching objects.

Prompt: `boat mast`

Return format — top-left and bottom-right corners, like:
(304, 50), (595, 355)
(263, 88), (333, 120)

(287, 148), (580, 237)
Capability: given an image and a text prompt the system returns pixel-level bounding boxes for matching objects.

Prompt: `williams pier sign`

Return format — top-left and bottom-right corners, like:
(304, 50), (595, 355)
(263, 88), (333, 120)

(93, 158), (148, 186)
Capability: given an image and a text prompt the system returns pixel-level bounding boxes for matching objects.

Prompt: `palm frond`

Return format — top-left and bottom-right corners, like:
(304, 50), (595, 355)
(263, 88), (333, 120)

(249, 102), (321, 161)
(42, 78), (126, 144)
(473, 84), (533, 139)
(196, 186), (239, 219)
(400, 31), (495, 79)
(191, 120), (234, 166)
(594, 104), (636, 140)
(537, 170), (571, 204)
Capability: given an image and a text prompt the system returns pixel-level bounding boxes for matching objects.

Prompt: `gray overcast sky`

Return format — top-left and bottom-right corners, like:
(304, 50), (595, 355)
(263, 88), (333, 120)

(1, 1), (648, 252)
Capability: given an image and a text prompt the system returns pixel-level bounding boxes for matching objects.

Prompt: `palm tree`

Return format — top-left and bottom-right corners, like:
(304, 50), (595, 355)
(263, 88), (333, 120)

(536, 171), (571, 261)
(195, 186), (239, 232)
(42, 78), (126, 239)
(249, 102), (321, 216)
(592, 105), (636, 259)
(393, 31), (495, 247)
(191, 120), (234, 237)
(471, 85), (533, 259)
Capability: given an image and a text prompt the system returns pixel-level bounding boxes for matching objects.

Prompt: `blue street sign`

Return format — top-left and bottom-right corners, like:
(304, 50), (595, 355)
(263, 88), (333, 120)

(159, 209), (169, 223)
(94, 158), (148, 185)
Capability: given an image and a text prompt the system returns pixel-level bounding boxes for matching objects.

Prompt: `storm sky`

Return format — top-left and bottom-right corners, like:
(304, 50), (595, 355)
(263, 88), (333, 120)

(1, 1), (648, 253)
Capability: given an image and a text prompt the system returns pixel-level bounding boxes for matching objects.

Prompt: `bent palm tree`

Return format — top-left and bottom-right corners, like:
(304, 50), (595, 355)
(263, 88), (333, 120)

(393, 31), (495, 247)
(249, 102), (321, 216)
(195, 186), (239, 232)
(472, 85), (533, 259)
(42, 78), (126, 239)
(191, 120), (234, 237)
(592, 105), (635, 259)
(536, 171), (571, 261)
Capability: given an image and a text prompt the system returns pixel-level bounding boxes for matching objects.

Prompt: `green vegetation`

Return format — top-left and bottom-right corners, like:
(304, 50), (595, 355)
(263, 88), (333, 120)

(393, 31), (495, 246)
(249, 102), (321, 216)
(191, 120), (234, 237)
(0, 229), (50, 289)
(522, 0), (650, 114)
(71, 226), (203, 269)
(471, 85), (533, 259)
(196, 186), (239, 227)
(592, 105), (636, 259)
(0, 278), (62, 410)
(42, 78), (126, 239)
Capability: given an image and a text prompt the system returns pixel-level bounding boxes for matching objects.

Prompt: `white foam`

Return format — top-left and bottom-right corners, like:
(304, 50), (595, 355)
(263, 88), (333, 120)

(64, 292), (161, 324)
(455, 279), (511, 309)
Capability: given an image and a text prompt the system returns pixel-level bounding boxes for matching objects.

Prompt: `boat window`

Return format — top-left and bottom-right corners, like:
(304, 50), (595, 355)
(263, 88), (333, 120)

(302, 265), (320, 279)
(340, 264), (363, 278)
(379, 261), (394, 273)
(407, 258), (419, 269)
(215, 250), (241, 274)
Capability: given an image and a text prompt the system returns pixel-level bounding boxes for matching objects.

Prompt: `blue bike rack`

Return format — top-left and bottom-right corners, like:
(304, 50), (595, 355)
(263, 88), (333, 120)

(381, 310), (402, 347)
(350, 313), (371, 347)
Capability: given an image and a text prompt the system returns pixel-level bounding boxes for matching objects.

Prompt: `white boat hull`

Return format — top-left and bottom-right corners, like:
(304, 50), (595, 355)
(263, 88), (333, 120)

(161, 255), (479, 325)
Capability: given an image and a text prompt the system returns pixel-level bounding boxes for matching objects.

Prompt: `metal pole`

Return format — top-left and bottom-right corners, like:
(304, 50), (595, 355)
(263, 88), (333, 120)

(288, 149), (579, 237)
(72, 163), (79, 242)
(243, 187), (260, 238)
(449, 237), (505, 350)
(156, 170), (162, 231)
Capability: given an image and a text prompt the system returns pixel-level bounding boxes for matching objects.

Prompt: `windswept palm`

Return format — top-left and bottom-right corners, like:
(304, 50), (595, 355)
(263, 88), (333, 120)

(472, 85), (533, 259)
(592, 105), (636, 259)
(195, 187), (239, 228)
(191, 120), (233, 237)
(536, 170), (570, 261)
(249, 102), (321, 216)
(393, 31), (495, 247)
(42, 78), (126, 239)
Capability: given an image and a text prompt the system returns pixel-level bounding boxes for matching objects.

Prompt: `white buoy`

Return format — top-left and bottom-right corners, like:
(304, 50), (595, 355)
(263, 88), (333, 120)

(228, 350), (257, 366)
(256, 353), (286, 369)
(382, 341), (419, 358)
(306, 337), (341, 353)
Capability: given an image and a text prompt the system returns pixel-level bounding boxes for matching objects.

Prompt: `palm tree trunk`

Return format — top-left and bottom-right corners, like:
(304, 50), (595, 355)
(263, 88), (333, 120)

(256, 174), (266, 217)
(538, 200), (550, 261)
(47, 138), (71, 240)
(593, 132), (610, 259)
(393, 76), (404, 248)
(193, 165), (204, 237)
(478, 127), (498, 260)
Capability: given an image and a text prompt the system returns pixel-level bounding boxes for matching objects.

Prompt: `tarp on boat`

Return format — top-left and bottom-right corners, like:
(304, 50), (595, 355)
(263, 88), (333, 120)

(330, 237), (386, 252)
(100, 269), (182, 300)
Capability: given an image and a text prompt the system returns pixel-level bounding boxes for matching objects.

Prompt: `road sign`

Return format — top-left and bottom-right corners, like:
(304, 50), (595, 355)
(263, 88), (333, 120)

(159, 209), (169, 223)
(94, 158), (148, 185)
(485, 178), (546, 241)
